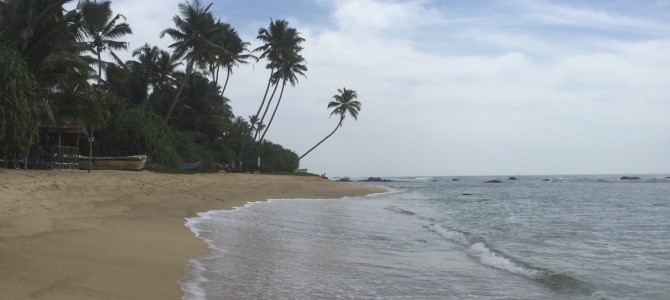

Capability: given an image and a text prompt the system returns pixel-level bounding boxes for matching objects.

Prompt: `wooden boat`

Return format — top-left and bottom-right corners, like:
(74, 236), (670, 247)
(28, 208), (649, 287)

(78, 155), (148, 171)
(180, 161), (201, 171)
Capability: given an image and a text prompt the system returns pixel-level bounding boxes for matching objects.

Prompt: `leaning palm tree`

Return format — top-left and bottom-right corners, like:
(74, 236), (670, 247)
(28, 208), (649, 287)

(252, 19), (304, 139)
(78, 0), (132, 84)
(160, 0), (222, 122)
(257, 50), (307, 144)
(299, 87), (361, 160)
(237, 19), (304, 162)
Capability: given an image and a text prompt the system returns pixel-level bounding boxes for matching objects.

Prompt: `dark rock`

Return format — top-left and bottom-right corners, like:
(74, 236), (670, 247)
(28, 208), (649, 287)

(360, 177), (394, 182)
(621, 176), (641, 180)
(337, 177), (352, 182)
(507, 176), (517, 180)
(485, 179), (502, 183)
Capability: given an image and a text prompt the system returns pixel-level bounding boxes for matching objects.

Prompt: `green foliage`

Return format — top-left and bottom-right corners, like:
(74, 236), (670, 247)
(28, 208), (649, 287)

(96, 108), (181, 167)
(1, 0), (307, 173)
(174, 131), (215, 168)
(0, 43), (40, 154)
(243, 140), (299, 173)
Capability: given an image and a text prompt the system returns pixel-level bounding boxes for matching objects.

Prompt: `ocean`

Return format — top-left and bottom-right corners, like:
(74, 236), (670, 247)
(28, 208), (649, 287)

(181, 175), (670, 299)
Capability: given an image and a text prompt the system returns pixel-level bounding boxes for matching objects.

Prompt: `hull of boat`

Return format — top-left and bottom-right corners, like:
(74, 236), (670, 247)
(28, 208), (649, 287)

(79, 155), (147, 171)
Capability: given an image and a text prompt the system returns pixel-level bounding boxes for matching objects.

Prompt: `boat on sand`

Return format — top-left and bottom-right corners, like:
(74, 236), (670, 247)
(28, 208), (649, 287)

(78, 155), (148, 171)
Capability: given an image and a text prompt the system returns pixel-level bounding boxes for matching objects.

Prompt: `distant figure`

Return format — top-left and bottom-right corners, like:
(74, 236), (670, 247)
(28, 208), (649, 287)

(321, 173), (328, 180)
(238, 160), (243, 172)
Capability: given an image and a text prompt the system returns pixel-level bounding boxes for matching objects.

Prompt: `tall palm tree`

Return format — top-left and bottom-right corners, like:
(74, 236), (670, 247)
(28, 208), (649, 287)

(209, 22), (255, 97)
(257, 51), (307, 144)
(251, 19), (304, 139)
(160, 0), (222, 122)
(299, 87), (361, 160)
(237, 19), (304, 162)
(78, 0), (132, 84)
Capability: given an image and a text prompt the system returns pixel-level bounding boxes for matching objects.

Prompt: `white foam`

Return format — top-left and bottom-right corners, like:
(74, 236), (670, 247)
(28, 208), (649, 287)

(427, 224), (470, 246)
(467, 242), (541, 279)
(427, 224), (542, 280)
(180, 259), (208, 300)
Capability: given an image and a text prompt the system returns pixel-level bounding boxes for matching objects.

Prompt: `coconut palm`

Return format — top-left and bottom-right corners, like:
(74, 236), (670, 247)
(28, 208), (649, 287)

(251, 19), (305, 139)
(77, 0), (132, 84)
(209, 22), (255, 97)
(299, 87), (361, 160)
(257, 50), (307, 144)
(237, 19), (304, 162)
(160, 0), (222, 122)
(130, 44), (180, 99)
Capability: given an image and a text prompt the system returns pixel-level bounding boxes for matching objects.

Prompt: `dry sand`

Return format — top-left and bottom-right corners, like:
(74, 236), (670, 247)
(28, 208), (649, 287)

(0, 169), (385, 299)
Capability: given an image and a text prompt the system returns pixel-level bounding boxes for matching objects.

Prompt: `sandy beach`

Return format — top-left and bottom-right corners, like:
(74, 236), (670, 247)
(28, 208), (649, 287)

(0, 169), (384, 299)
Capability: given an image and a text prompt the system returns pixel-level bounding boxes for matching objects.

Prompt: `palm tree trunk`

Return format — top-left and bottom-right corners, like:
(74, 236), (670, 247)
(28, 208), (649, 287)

(299, 116), (344, 161)
(257, 79), (287, 167)
(97, 50), (102, 86)
(253, 69), (275, 120)
(220, 68), (231, 97)
(258, 79), (286, 143)
(164, 60), (194, 122)
(254, 81), (280, 141)
(237, 69), (274, 162)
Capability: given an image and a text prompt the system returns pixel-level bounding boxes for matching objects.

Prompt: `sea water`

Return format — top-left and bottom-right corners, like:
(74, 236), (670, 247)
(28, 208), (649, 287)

(182, 175), (670, 299)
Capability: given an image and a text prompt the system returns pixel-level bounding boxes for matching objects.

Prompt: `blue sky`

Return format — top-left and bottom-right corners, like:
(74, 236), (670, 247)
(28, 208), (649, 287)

(104, 0), (670, 176)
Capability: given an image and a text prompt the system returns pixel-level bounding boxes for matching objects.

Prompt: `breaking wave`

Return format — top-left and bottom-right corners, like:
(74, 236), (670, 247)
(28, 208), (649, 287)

(427, 223), (584, 291)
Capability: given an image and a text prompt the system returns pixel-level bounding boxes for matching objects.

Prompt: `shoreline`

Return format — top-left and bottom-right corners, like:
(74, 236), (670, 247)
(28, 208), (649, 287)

(0, 169), (385, 299)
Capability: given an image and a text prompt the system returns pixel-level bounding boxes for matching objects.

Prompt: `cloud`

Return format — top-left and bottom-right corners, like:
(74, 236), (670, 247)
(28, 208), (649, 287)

(333, 0), (443, 33)
(517, 0), (668, 34)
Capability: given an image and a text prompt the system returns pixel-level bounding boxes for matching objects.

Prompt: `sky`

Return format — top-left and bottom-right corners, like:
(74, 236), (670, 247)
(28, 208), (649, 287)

(95, 0), (669, 177)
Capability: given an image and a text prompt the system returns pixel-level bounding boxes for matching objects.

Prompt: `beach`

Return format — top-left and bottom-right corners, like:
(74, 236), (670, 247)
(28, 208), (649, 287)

(0, 169), (384, 299)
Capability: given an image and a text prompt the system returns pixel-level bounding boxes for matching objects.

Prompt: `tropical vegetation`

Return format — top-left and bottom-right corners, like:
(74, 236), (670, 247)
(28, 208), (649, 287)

(1, 0), (353, 173)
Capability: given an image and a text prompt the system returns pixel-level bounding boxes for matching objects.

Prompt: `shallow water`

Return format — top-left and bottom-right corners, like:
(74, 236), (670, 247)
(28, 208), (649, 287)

(183, 175), (670, 299)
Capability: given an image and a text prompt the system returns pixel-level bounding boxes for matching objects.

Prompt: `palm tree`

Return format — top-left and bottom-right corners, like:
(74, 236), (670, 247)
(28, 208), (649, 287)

(129, 44), (181, 102)
(237, 19), (304, 162)
(299, 87), (361, 160)
(251, 19), (305, 140)
(160, 0), (222, 122)
(209, 22), (255, 97)
(78, 0), (132, 84)
(257, 50), (307, 144)
(152, 49), (181, 91)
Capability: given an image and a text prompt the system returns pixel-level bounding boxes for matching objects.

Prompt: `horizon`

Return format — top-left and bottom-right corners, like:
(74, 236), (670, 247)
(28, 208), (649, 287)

(328, 172), (670, 179)
(94, 0), (669, 177)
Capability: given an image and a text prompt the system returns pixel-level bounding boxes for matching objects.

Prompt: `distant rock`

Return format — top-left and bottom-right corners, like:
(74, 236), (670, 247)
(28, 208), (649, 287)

(507, 177), (518, 180)
(485, 179), (502, 183)
(620, 176), (641, 180)
(337, 177), (352, 182)
(361, 177), (394, 182)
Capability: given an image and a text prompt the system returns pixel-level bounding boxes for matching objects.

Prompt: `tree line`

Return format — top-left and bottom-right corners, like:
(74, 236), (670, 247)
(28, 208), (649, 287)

(0, 0), (360, 172)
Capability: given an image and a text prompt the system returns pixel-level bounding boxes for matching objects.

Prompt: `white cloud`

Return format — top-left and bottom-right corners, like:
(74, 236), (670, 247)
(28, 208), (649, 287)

(333, 0), (443, 33)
